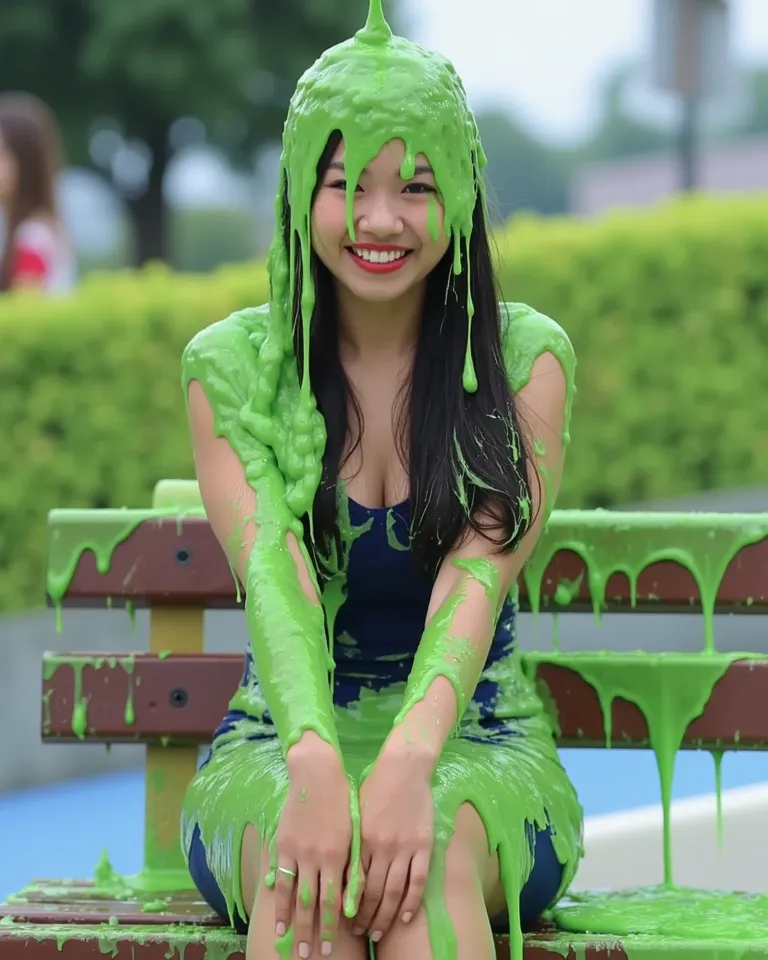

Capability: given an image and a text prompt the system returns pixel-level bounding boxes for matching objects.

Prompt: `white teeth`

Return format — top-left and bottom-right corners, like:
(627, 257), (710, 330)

(352, 248), (407, 263)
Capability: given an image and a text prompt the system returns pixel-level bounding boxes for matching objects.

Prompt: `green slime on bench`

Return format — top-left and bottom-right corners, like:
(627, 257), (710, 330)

(41, 654), (140, 740)
(3, 915), (768, 960)
(40, 1), (768, 956)
(40, 522), (768, 955)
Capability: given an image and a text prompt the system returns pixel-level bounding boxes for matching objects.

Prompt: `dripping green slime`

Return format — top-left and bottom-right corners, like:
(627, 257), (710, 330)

(179, 0), (585, 949)
(36, 1), (768, 958)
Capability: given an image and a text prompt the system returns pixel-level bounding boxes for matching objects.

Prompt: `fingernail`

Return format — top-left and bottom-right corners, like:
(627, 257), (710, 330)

(353, 926), (364, 936)
(402, 912), (413, 924)
(275, 922), (286, 937)
(299, 943), (310, 959)
(322, 943), (333, 956)
(371, 931), (383, 943)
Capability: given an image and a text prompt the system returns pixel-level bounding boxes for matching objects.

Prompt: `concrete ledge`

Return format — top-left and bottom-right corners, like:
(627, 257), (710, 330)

(573, 783), (768, 893)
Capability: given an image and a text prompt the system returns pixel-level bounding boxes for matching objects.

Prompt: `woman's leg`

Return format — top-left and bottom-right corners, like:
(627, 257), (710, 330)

(242, 824), (367, 960)
(376, 802), (499, 960)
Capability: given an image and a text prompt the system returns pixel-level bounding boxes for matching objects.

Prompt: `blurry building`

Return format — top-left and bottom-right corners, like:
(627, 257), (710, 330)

(571, 134), (768, 216)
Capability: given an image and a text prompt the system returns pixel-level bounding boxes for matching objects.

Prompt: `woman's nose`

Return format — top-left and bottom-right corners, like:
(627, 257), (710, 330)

(357, 192), (404, 237)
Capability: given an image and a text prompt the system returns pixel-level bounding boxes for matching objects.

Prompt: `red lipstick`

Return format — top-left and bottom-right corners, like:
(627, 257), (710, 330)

(347, 243), (412, 274)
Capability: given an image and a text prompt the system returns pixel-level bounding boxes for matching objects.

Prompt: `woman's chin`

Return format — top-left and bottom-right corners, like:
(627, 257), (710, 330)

(336, 264), (420, 304)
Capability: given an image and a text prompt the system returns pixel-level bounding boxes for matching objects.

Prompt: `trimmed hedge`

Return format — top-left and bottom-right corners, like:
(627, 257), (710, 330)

(2, 194), (767, 614)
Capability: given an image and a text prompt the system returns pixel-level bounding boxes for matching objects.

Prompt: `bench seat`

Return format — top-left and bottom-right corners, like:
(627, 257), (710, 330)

(3, 498), (765, 959)
(0, 881), (634, 958)
(3, 880), (765, 958)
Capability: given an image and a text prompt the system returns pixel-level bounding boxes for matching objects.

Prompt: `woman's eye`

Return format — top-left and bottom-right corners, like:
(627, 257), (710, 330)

(404, 182), (436, 195)
(328, 179), (362, 192)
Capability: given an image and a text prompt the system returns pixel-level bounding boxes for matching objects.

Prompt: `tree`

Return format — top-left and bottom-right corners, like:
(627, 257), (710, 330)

(475, 110), (571, 222)
(472, 66), (676, 224)
(0, 0), (403, 264)
(575, 65), (672, 165)
(734, 67), (768, 137)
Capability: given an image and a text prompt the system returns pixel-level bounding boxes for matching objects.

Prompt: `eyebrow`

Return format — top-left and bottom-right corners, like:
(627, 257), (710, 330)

(327, 160), (434, 176)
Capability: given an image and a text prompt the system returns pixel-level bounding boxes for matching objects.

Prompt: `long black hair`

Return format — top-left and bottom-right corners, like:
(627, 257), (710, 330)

(291, 131), (539, 581)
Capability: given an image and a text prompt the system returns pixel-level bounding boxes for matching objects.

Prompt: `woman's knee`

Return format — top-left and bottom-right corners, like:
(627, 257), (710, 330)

(444, 802), (496, 894)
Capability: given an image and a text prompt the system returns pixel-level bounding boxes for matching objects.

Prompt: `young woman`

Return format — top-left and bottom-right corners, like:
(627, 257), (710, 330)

(180, 5), (583, 959)
(0, 93), (77, 294)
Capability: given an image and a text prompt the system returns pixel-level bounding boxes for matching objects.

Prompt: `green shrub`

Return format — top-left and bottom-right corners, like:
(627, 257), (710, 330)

(0, 260), (267, 614)
(1, 193), (767, 614)
(169, 206), (263, 273)
(494, 195), (768, 509)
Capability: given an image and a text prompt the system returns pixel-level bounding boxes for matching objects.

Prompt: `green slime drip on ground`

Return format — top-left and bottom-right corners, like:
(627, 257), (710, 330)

(524, 651), (765, 889)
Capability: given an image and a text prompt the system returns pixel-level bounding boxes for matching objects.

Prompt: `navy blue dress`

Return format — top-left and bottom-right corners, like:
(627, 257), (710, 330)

(187, 498), (565, 932)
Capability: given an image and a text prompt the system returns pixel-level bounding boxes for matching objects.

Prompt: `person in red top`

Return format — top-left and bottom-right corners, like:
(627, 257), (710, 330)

(0, 93), (77, 294)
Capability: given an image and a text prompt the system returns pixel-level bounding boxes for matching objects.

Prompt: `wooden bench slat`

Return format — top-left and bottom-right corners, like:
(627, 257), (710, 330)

(0, 928), (241, 960)
(0, 881), (221, 927)
(0, 903), (215, 926)
(0, 925), (631, 960)
(41, 653), (768, 749)
(47, 511), (768, 611)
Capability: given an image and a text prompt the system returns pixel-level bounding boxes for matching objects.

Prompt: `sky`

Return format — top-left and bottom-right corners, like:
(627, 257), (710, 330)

(412, 0), (768, 144)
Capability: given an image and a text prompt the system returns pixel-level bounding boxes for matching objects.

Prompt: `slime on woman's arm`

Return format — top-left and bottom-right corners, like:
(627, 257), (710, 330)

(389, 350), (568, 753)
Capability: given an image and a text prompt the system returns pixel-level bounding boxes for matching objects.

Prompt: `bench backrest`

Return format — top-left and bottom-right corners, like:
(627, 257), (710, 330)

(42, 479), (768, 878)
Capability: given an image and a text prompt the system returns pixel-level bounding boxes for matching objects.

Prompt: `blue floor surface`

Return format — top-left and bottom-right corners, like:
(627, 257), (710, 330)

(1, 749), (766, 901)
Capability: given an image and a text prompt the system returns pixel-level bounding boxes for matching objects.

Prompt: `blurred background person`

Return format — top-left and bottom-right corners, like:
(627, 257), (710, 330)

(0, 92), (77, 294)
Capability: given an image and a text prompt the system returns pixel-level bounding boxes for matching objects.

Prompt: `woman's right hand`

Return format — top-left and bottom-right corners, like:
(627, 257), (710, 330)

(272, 731), (357, 958)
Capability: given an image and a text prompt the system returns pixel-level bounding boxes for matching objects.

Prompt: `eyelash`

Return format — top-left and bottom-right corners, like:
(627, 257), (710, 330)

(327, 179), (436, 195)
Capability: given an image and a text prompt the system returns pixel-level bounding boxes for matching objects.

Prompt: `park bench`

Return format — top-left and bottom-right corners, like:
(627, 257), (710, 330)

(1, 478), (767, 959)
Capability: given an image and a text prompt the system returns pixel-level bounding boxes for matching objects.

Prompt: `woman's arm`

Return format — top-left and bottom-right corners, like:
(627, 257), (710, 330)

(349, 350), (569, 939)
(383, 349), (568, 769)
(187, 378), (339, 760)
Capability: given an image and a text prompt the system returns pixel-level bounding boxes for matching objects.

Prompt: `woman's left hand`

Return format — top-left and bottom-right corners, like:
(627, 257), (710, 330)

(351, 748), (435, 942)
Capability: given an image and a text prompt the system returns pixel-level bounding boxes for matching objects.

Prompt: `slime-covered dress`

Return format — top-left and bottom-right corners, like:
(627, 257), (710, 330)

(180, 301), (584, 942)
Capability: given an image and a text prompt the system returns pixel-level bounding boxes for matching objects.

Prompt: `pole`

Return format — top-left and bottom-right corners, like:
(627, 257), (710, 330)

(679, 96), (699, 191)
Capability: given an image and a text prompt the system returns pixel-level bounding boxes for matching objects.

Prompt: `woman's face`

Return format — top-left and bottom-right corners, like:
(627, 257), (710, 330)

(0, 129), (17, 206)
(311, 137), (450, 304)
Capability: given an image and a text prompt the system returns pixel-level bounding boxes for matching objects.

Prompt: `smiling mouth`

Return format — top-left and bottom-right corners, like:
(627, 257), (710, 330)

(346, 246), (413, 274)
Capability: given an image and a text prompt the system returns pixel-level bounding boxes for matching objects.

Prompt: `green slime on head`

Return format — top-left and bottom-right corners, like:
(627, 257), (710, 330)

(272, 0), (486, 398)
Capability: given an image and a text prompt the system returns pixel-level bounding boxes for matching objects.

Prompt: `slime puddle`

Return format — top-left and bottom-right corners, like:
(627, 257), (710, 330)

(554, 886), (768, 942)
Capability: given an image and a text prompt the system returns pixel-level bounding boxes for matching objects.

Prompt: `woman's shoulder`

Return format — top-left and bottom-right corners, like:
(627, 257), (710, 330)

(498, 301), (576, 393)
(182, 304), (270, 395)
